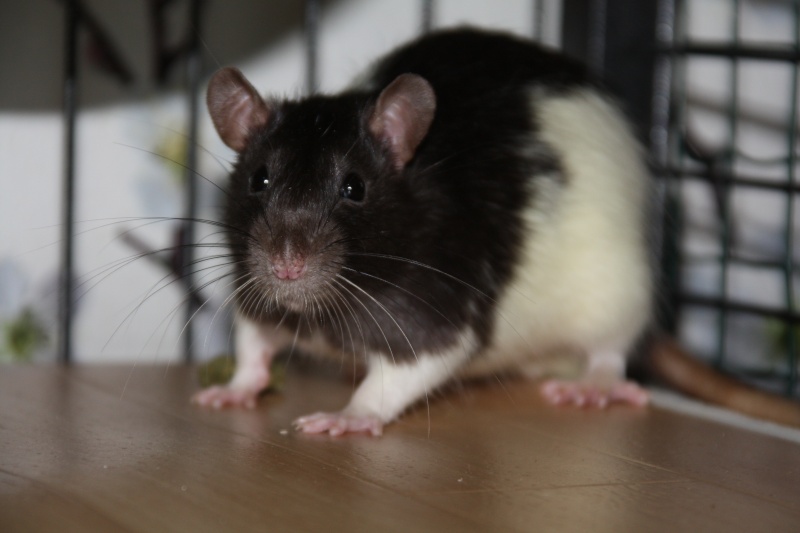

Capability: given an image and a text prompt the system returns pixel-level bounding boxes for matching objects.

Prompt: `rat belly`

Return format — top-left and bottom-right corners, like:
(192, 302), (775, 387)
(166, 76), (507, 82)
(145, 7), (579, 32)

(462, 89), (653, 383)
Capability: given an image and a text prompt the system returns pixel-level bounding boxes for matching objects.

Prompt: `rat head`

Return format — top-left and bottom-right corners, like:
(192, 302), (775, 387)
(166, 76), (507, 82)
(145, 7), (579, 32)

(206, 67), (436, 318)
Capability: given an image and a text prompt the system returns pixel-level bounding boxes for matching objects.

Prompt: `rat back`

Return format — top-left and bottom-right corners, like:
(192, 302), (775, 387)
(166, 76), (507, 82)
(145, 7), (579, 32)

(360, 29), (652, 362)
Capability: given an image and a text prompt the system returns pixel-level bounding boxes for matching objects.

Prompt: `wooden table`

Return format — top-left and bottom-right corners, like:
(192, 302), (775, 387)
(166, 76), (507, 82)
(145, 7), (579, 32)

(2, 364), (799, 532)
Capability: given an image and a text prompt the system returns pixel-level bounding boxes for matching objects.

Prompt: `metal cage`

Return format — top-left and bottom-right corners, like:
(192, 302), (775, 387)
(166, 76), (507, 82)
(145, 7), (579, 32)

(52, 0), (799, 400)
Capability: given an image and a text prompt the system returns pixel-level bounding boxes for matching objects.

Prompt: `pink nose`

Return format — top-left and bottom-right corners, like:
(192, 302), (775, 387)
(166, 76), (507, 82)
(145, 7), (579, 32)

(272, 256), (307, 280)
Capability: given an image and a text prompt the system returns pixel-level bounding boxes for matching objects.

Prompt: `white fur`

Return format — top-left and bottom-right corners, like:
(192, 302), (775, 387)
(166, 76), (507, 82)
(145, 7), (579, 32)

(229, 314), (476, 424)
(233, 315), (284, 370)
(342, 329), (476, 423)
(191, 314), (286, 408)
(464, 89), (653, 378)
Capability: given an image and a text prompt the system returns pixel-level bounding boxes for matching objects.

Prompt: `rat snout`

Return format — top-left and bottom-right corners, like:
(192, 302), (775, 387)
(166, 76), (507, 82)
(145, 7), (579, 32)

(245, 212), (344, 314)
(271, 253), (307, 280)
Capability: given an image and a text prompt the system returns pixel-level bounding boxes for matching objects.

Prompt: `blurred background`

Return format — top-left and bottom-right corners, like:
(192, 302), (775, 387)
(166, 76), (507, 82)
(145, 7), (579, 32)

(0, 0), (561, 365)
(0, 0), (797, 399)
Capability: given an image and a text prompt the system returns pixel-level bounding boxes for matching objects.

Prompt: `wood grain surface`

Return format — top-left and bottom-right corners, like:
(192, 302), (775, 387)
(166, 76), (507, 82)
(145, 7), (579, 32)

(2, 364), (799, 532)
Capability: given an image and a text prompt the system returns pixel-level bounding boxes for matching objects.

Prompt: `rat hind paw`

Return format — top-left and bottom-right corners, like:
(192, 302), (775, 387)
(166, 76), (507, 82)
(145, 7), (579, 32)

(294, 411), (384, 437)
(191, 386), (261, 410)
(540, 379), (649, 408)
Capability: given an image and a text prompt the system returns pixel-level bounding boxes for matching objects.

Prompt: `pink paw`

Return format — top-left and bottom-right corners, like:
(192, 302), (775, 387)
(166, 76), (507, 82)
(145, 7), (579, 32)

(293, 412), (384, 437)
(540, 379), (649, 408)
(191, 386), (261, 410)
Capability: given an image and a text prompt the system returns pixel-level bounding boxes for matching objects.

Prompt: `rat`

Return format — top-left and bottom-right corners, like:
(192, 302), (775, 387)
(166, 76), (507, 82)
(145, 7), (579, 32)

(190, 27), (667, 436)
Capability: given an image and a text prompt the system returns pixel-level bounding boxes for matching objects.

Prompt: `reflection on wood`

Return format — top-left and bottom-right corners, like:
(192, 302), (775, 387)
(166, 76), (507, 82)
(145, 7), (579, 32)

(1, 365), (799, 532)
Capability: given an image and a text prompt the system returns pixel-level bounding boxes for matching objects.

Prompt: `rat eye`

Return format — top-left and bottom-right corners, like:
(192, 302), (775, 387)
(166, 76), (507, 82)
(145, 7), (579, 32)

(340, 173), (365, 202)
(249, 165), (270, 193)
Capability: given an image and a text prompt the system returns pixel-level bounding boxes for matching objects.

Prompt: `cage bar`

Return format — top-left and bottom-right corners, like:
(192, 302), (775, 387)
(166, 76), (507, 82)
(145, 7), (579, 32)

(782, 2), (799, 393)
(180, 0), (204, 363)
(305, 0), (320, 95)
(59, 0), (79, 364)
(655, 0), (800, 396)
(421, 0), (434, 34)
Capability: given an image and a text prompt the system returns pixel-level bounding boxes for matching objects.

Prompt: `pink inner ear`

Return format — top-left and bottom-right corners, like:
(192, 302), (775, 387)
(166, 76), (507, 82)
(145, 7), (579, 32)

(369, 74), (436, 170)
(207, 67), (271, 153)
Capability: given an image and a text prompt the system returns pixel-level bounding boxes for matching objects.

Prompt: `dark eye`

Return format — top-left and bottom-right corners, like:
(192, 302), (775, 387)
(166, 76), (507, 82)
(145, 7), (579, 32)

(249, 165), (270, 193)
(340, 173), (365, 202)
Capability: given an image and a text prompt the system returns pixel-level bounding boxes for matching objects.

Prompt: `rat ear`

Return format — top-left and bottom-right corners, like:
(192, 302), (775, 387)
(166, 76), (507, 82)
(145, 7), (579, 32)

(368, 73), (436, 170)
(206, 67), (272, 153)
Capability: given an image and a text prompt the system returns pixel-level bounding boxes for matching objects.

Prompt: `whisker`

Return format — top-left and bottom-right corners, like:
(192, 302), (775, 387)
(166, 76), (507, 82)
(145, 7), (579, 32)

(114, 142), (245, 210)
(19, 215), (246, 260)
(103, 259), (240, 354)
(340, 265), (478, 356)
(327, 282), (367, 389)
(283, 315), (303, 370)
(73, 248), (235, 335)
(348, 252), (492, 301)
(328, 281), (368, 363)
(145, 121), (233, 173)
(336, 274), (431, 432)
(198, 274), (249, 357)
(346, 251), (532, 351)
(319, 289), (349, 372)
(332, 278), (395, 364)
(149, 263), (247, 358)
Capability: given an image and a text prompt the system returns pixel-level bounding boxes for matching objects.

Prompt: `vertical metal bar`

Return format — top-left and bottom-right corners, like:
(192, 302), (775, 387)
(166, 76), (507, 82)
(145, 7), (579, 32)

(563, 0), (657, 138)
(305, 0), (320, 95)
(671, 0), (691, 335)
(587, 0), (607, 75)
(714, 0), (741, 368)
(531, 0), (544, 42)
(59, 0), (79, 364)
(651, 0), (675, 167)
(182, 0), (203, 363)
(421, 0), (434, 34)
(783, 1), (799, 394)
(652, 0), (681, 332)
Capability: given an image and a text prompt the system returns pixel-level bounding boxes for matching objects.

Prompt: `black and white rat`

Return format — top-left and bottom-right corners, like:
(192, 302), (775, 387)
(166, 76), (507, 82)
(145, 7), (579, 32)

(192, 27), (655, 436)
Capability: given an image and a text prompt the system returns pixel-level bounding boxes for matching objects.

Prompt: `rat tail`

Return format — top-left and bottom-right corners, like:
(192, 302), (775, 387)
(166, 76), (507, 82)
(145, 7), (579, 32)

(646, 335), (800, 428)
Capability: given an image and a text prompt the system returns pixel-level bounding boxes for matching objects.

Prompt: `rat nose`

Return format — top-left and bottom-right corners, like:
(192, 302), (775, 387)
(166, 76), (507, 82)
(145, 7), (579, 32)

(271, 254), (307, 280)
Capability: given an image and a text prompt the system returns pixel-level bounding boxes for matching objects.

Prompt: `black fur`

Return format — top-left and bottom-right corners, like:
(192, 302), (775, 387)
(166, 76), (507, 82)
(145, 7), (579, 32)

(223, 28), (594, 362)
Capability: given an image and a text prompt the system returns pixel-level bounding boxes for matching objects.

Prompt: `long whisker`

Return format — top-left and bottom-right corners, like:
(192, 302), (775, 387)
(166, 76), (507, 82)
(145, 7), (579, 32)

(340, 265), (478, 356)
(327, 282), (367, 389)
(319, 289), (350, 372)
(328, 281), (367, 363)
(283, 314), (303, 369)
(332, 278), (395, 364)
(91, 251), (240, 332)
(119, 269), (234, 374)
(346, 252), (532, 351)
(19, 215), (250, 260)
(114, 142), (245, 210)
(151, 262), (246, 358)
(336, 274), (431, 433)
(348, 252), (493, 301)
(105, 259), (240, 354)
(200, 273), (253, 354)
(145, 121), (233, 173)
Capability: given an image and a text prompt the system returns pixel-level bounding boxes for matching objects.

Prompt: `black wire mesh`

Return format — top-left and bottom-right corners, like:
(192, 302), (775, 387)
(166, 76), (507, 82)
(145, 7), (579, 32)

(654, 0), (799, 396)
(54, 0), (798, 394)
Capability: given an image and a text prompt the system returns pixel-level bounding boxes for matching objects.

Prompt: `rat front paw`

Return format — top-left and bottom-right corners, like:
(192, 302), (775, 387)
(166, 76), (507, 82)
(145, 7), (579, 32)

(293, 411), (384, 437)
(192, 365), (270, 410)
(191, 385), (262, 410)
(540, 379), (649, 408)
